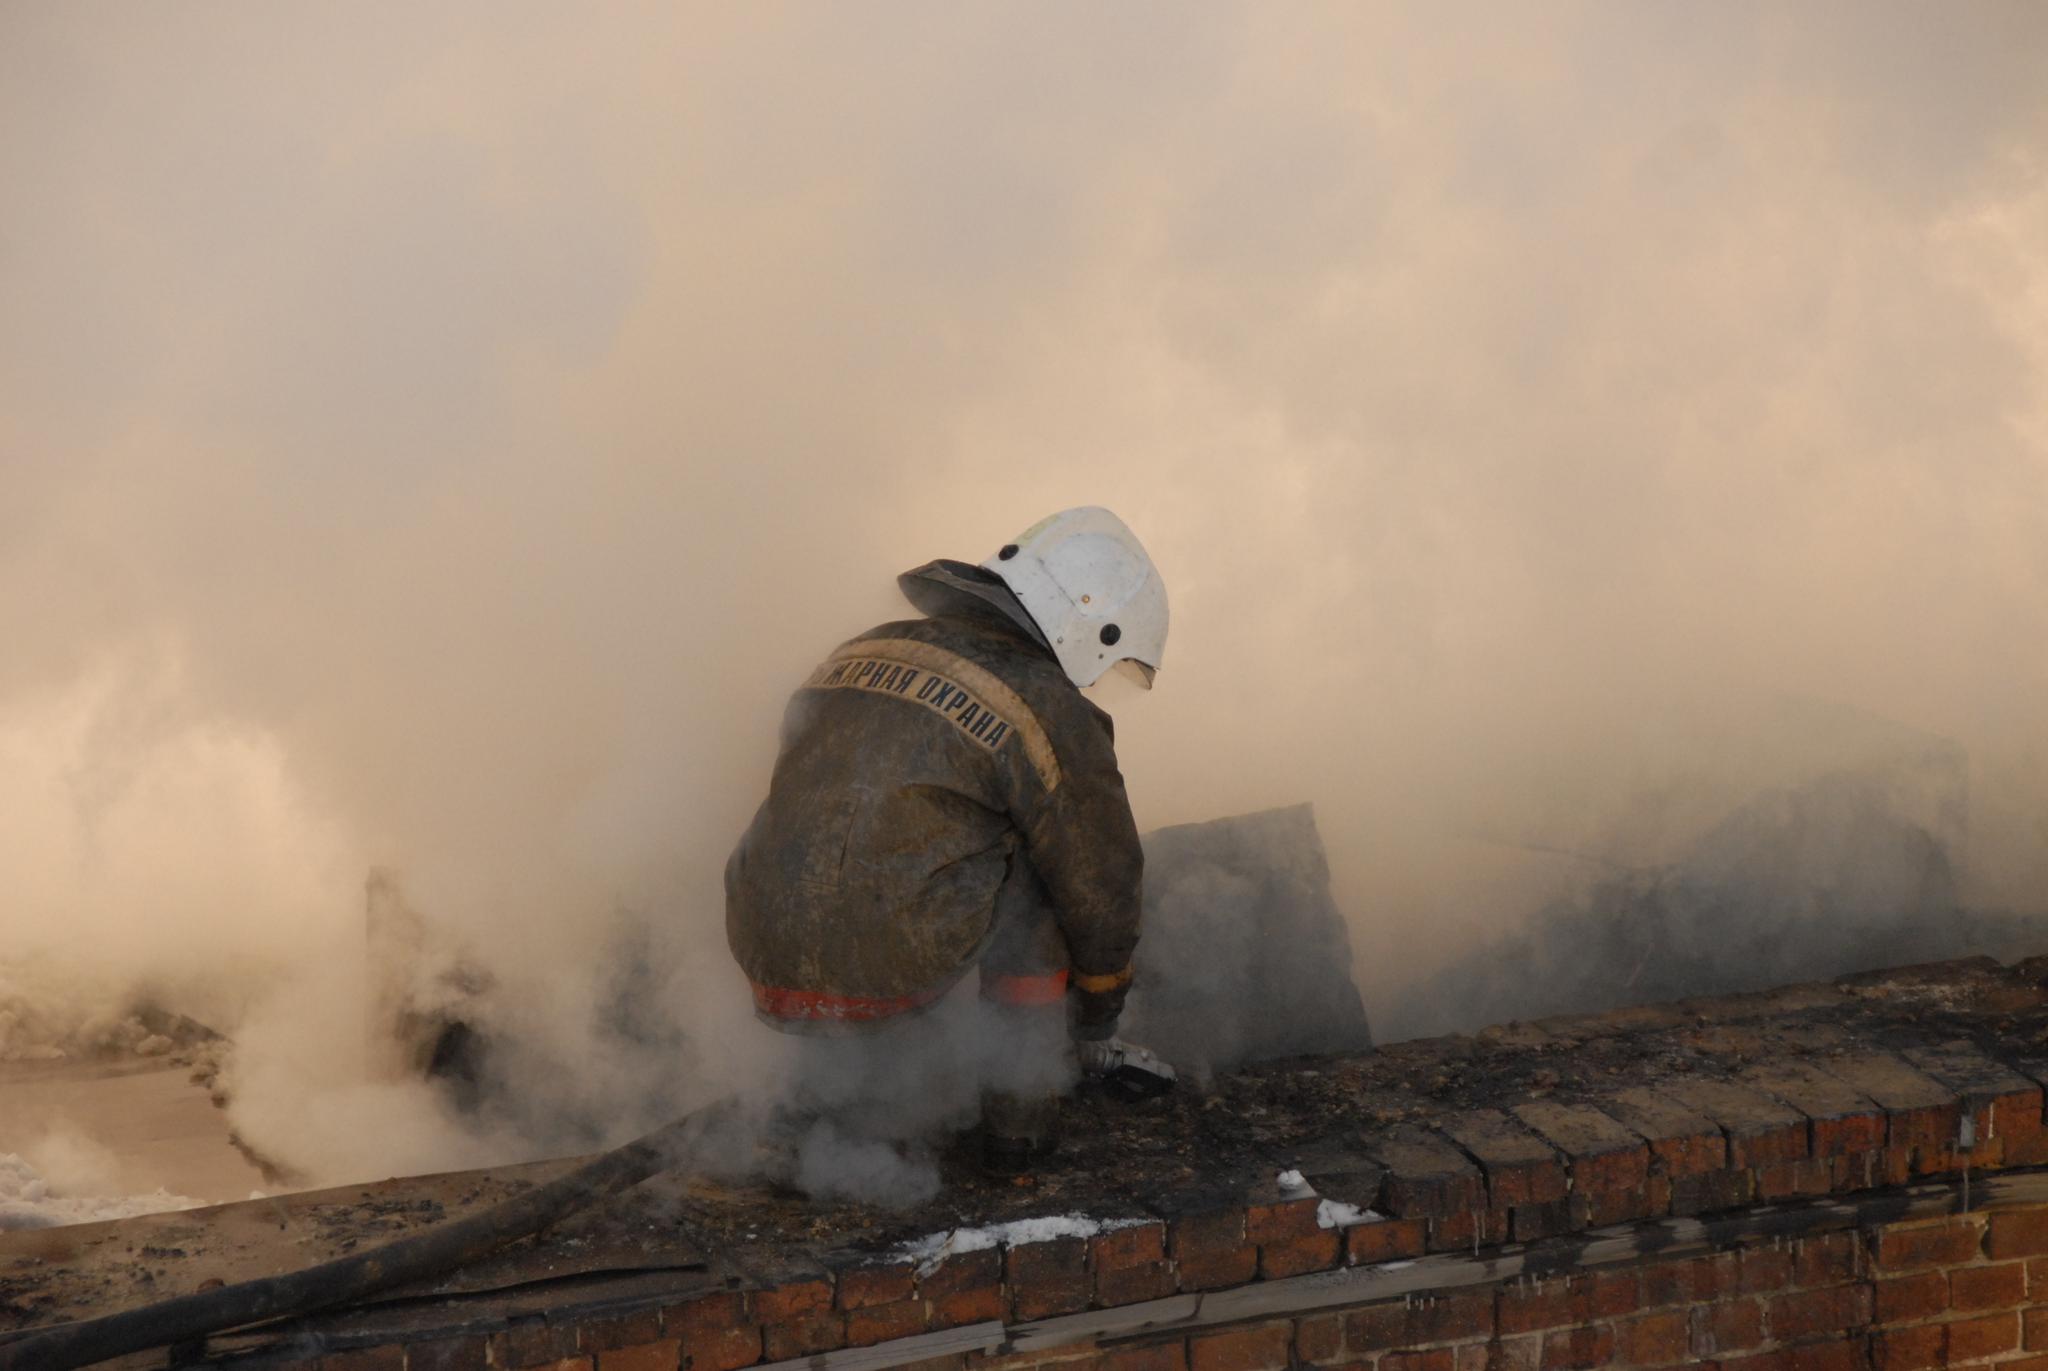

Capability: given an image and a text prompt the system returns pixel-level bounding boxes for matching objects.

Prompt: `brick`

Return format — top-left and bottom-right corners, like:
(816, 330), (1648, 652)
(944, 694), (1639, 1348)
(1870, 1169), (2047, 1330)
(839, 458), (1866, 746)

(583, 1313), (667, 1354)
(930, 1285), (1004, 1327)
(762, 1314), (843, 1361)
(493, 1321), (584, 1369)
(1281, 1138), (1387, 1202)
(921, 1249), (1003, 1298)
(407, 1339), (488, 1371)
(318, 1349), (406, 1371)
(598, 1345), (681, 1371)
(1168, 1207), (1253, 1266)
(2010, 1122), (2048, 1166)
(1488, 1334), (1544, 1371)
(1435, 1109), (1569, 1207)
(664, 1293), (748, 1339)
(1948, 1258), (2025, 1310)
(1245, 1193), (1324, 1244)
(1989, 1209), (2048, 1258)
(1876, 1216), (1985, 1268)
(1189, 1322), (1293, 1371)
(837, 1262), (917, 1309)
(1659, 1078), (1809, 1167)
(1098, 1344), (1189, 1371)
(1259, 1228), (1341, 1278)
(1572, 1268), (1639, 1318)
(897, 1359), (966, 1371)
(1946, 1310), (2021, 1361)
(2030, 1305), (2048, 1351)
(1008, 1237), (1091, 1320)
(1427, 1205), (1511, 1252)
(1784, 1341), (1868, 1371)
(1335, 1293), (1493, 1354)
(1538, 1325), (1612, 1369)
(1617, 1310), (1689, 1364)
(1345, 1216), (1427, 1266)
(1382, 1353), (1454, 1371)
(1454, 1344), (1492, 1371)
(963, 1351), (1066, 1371)
(1692, 1297), (1765, 1356)
(1295, 1313), (1346, 1365)
(1768, 1283), (1872, 1339)
(678, 1324), (761, 1371)
(1344, 1300), (1411, 1350)
(753, 1279), (832, 1322)
(1093, 1222), (1167, 1270)
(1742, 1060), (1887, 1156)
(1819, 1054), (1964, 1173)
(1793, 1232), (1862, 1287)
(1499, 1279), (1582, 1334)
(1904, 1041), (2045, 1166)
(1510, 1101), (1649, 1197)
(1872, 1324), (1945, 1370)
(1409, 1290), (1494, 1344)
(1638, 1256), (1700, 1308)
(1177, 1246), (1259, 1291)
(1096, 1259), (1177, 1305)
(1505, 1199), (1572, 1244)
(1641, 1169), (1672, 1221)
(845, 1299), (928, 1345)
(1574, 1185), (1646, 1229)
(1600, 1087), (1727, 1178)
(1367, 1125), (1487, 1218)
(1670, 1166), (1756, 1216)
(1826, 1149), (1895, 1193)
(1695, 1249), (1744, 1298)
(1875, 1271), (1948, 1322)
(1739, 1244), (1796, 1293)
(1756, 1155), (1834, 1200)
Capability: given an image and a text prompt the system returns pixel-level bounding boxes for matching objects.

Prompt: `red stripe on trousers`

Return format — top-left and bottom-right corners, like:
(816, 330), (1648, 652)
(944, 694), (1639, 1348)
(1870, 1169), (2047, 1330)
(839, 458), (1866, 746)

(981, 969), (1069, 1007)
(750, 982), (942, 1023)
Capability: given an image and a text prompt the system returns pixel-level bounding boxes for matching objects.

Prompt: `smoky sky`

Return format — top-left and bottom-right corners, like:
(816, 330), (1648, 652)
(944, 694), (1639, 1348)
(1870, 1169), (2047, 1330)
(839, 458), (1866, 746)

(3, 1), (2047, 1109)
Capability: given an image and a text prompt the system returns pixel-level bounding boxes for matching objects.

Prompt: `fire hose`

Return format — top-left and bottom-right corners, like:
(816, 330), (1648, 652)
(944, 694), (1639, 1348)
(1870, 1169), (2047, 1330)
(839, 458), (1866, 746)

(0, 1102), (734, 1371)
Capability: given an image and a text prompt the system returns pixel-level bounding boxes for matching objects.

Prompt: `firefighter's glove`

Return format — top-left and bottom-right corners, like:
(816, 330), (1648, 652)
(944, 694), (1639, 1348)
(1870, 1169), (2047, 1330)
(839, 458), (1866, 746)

(1070, 964), (1134, 1042)
(1075, 1037), (1177, 1100)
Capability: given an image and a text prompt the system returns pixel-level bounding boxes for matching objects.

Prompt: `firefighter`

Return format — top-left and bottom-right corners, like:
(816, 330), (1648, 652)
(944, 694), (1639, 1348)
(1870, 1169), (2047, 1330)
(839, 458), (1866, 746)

(726, 506), (1172, 1171)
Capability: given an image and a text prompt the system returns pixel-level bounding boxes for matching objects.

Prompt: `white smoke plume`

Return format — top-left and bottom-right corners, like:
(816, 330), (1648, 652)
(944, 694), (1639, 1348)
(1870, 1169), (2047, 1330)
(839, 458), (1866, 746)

(2, 2), (2045, 1193)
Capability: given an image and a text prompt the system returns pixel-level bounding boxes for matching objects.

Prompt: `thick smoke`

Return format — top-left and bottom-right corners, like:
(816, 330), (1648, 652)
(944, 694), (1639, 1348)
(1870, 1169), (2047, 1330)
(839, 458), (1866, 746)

(2, 3), (2046, 1192)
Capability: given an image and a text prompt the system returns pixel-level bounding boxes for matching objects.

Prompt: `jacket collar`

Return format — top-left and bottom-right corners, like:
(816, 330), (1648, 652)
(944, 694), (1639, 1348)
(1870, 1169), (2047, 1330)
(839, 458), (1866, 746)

(897, 559), (1054, 651)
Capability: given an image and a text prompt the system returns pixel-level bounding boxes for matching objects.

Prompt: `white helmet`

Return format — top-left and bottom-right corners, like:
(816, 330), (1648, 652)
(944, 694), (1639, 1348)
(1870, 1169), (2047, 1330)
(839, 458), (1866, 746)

(983, 506), (1167, 689)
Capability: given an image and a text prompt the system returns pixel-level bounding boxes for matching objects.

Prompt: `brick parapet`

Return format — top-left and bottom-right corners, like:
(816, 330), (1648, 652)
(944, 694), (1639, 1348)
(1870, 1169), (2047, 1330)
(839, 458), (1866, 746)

(433, 1194), (2048, 1371)
(34, 955), (2048, 1369)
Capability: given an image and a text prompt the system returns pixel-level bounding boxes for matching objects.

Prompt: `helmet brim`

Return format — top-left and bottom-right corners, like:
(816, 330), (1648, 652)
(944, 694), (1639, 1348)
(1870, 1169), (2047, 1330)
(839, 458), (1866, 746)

(1110, 659), (1157, 690)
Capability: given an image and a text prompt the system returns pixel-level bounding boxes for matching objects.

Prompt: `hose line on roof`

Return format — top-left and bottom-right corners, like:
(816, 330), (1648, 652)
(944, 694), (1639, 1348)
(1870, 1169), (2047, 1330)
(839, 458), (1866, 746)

(0, 1101), (734, 1371)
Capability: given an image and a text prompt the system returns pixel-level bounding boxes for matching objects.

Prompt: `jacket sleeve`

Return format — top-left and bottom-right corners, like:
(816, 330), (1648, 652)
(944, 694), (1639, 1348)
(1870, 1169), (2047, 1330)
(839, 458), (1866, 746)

(1014, 693), (1144, 1033)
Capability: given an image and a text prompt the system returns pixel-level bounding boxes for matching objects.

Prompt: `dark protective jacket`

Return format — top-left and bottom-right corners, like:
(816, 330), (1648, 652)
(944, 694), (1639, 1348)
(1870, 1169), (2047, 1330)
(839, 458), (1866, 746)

(725, 565), (1143, 1031)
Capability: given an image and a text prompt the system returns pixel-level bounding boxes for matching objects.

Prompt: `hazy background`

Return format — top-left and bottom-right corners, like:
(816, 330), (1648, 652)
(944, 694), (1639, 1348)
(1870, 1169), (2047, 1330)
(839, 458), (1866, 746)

(3, 2), (2046, 1186)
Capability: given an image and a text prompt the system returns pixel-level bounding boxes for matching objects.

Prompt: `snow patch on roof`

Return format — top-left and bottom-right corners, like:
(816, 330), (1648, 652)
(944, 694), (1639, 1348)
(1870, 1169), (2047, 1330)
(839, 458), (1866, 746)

(900, 1214), (1148, 1276)
(1315, 1199), (1380, 1229)
(0, 1153), (203, 1232)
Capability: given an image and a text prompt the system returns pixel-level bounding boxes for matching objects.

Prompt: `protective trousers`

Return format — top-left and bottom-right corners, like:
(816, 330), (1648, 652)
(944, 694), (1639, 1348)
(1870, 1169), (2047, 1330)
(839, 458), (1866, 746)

(977, 858), (1071, 1152)
(773, 854), (1074, 1153)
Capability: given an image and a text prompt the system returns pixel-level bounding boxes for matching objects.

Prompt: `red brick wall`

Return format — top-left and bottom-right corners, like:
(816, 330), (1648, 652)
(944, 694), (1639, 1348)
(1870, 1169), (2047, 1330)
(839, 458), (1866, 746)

(133, 961), (2048, 1371)
(321, 1202), (2048, 1371)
